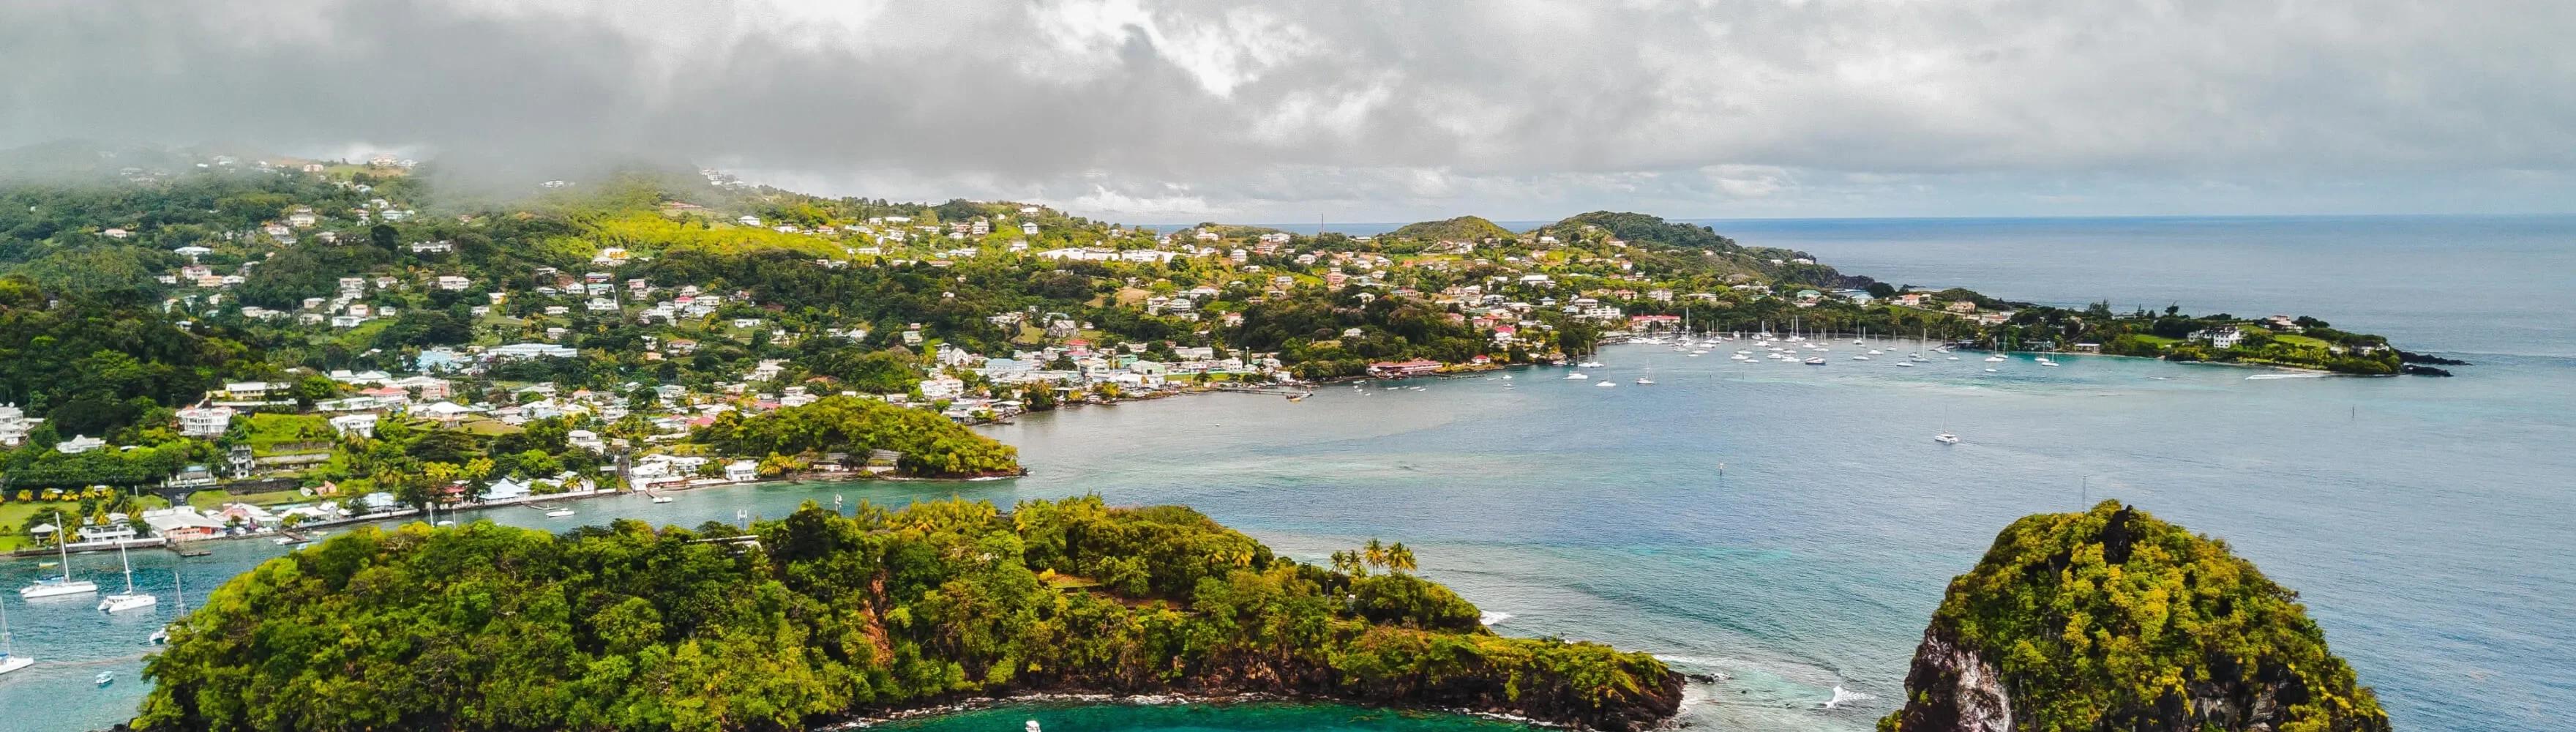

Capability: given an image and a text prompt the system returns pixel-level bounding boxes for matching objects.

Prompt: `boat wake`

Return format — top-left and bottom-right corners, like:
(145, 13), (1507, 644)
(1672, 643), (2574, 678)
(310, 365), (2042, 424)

(1819, 685), (1874, 710)
(1479, 611), (1513, 627)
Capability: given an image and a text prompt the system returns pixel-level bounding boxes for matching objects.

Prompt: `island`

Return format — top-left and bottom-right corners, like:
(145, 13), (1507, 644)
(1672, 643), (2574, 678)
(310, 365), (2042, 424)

(132, 497), (1684, 732)
(1882, 501), (2389, 732)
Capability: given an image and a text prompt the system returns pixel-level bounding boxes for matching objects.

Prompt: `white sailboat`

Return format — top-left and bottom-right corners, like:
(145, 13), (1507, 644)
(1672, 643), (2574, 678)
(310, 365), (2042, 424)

(97, 543), (158, 613)
(150, 560), (185, 645)
(20, 512), (98, 599)
(0, 585), (31, 676)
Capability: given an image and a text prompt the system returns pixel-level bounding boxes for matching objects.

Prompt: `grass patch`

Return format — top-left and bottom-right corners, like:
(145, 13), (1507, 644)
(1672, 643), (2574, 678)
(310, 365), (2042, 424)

(2274, 333), (2333, 350)
(187, 488), (310, 510)
(243, 413), (336, 454)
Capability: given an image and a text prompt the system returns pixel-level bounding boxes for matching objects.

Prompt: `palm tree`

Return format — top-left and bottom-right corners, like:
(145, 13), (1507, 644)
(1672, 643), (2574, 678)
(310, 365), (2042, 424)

(1330, 550), (1368, 577)
(1363, 539), (1388, 569)
(1385, 542), (1417, 573)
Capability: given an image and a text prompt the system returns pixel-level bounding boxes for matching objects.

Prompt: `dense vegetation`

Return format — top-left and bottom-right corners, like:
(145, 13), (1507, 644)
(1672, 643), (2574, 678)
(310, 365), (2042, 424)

(138, 497), (1681, 732)
(1883, 502), (2389, 732)
(691, 395), (1020, 477)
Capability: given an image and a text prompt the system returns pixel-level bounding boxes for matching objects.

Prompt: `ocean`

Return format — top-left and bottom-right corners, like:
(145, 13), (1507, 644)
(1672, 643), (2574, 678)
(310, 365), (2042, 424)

(2, 216), (2570, 732)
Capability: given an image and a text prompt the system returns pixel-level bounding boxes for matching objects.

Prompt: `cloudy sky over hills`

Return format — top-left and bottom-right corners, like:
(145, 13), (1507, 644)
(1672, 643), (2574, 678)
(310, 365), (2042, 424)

(4, 0), (2569, 222)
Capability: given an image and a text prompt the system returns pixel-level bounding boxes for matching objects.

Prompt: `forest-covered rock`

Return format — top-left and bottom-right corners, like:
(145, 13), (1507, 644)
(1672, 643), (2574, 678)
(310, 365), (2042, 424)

(136, 497), (1680, 732)
(1883, 502), (2389, 732)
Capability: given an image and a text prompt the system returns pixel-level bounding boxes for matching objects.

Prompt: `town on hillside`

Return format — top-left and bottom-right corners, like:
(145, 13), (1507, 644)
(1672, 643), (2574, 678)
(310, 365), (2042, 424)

(0, 152), (2417, 552)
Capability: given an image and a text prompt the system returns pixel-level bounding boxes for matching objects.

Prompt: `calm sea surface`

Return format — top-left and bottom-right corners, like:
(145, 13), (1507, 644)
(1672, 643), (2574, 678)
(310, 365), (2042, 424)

(3, 216), (2570, 732)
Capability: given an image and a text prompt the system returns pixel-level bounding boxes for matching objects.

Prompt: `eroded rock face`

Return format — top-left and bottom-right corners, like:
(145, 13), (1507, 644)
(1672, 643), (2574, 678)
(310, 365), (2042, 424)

(1889, 626), (2012, 732)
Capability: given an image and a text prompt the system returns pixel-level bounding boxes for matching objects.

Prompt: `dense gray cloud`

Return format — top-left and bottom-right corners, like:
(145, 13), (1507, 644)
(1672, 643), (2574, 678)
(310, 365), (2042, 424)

(4, 0), (2569, 220)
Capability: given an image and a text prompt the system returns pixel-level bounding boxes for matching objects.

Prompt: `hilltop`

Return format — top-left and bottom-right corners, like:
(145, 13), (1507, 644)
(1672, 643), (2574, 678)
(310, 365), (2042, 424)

(1386, 215), (1515, 242)
(1884, 502), (2389, 732)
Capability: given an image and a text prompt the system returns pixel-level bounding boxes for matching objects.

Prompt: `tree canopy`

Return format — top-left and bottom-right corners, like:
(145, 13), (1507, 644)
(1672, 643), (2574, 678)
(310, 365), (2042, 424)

(138, 497), (1679, 732)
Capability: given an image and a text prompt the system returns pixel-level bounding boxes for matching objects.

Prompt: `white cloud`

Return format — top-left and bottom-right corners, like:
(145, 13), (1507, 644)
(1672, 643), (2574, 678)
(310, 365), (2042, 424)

(4, 0), (2571, 220)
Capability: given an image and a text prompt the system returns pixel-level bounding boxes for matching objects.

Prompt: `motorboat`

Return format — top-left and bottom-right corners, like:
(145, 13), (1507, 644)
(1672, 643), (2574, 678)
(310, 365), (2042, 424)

(1578, 360), (1606, 368)
(1851, 354), (1871, 361)
(1933, 433), (1961, 444)
(544, 508), (577, 518)
(1635, 377), (1655, 384)
(651, 495), (675, 504)
(96, 671), (114, 687)
(1595, 381), (1617, 387)
(1895, 362), (1914, 367)
(1803, 356), (1827, 365)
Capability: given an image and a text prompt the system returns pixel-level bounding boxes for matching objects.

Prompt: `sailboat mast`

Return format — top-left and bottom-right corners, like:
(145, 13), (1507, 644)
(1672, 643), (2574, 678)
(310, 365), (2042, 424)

(1, 587), (15, 655)
(56, 511), (72, 582)
(119, 543), (136, 594)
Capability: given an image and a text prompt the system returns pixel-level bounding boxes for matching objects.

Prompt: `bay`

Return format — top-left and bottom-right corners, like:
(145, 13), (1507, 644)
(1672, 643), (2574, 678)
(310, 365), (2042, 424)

(3, 216), (2570, 732)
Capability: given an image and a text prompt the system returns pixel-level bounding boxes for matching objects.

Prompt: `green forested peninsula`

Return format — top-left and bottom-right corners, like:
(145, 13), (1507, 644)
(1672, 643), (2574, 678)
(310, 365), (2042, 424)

(136, 497), (1682, 732)
(1883, 502), (2388, 732)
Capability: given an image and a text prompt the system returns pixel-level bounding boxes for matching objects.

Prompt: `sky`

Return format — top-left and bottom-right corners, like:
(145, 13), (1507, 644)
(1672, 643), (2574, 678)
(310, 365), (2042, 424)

(3, 0), (2571, 223)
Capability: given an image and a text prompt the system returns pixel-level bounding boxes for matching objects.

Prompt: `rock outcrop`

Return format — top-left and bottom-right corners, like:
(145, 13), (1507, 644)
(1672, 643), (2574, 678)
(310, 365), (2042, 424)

(1882, 502), (2392, 732)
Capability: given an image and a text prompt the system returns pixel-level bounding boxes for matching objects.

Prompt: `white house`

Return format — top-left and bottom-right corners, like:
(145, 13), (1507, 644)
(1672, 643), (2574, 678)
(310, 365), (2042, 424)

(329, 413), (379, 438)
(56, 435), (106, 454)
(176, 405), (236, 438)
(483, 477), (531, 501)
(724, 460), (760, 482)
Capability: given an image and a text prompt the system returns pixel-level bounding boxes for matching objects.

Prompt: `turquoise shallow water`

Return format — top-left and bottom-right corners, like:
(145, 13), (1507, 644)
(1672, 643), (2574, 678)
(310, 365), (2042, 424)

(4, 216), (2572, 731)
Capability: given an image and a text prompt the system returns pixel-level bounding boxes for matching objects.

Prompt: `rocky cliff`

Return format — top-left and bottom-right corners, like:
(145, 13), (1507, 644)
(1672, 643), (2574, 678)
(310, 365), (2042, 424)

(1882, 502), (2391, 732)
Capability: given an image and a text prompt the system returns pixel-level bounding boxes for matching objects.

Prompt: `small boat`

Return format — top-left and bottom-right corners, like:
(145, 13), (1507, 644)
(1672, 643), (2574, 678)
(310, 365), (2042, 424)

(1895, 362), (1914, 367)
(149, 628), (168, 646)
(96, 671), (114, 687)
(1595, 381), (1617, 387)
(1985, 367), (1999, 373)
(1635, 377), (1655, 384)
(544, 508), (577, 518)
(1578, 360), (1606, 368)
(2041, 360), (2062, 367)
(1564, 372), (1588, 379)
(651, 495), (675, 504)
(1850, 354), (1871, 361)
(1947, 356), (1961, 360)
(272, 537), (296, 545)
(1985, 354), (2007, 362)
(1803, 356), (1827, 365)
(1933, 433), (1961, 444)
(1499, 374), (1512, 380)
